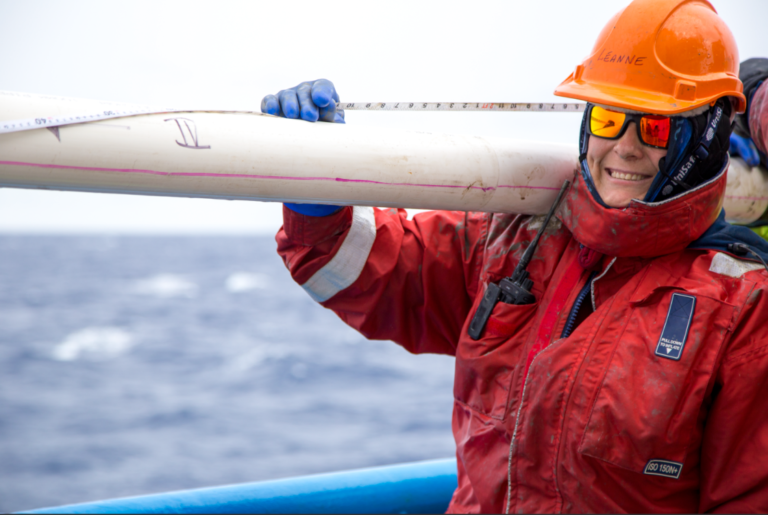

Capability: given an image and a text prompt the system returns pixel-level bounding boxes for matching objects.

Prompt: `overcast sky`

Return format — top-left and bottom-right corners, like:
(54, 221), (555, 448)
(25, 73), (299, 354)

(0, 0), (765, 234)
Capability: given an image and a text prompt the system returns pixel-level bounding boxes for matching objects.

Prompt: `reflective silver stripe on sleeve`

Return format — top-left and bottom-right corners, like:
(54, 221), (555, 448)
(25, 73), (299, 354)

(301, 206), (377, 303)
(709, 252), (764, 278)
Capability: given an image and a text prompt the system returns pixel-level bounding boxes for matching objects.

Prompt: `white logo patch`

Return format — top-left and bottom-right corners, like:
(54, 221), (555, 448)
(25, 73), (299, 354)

(644, 459), (683, 479)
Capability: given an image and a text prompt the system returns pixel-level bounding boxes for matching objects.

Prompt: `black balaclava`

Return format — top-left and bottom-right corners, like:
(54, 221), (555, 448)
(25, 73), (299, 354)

(577, 99), (733, 206)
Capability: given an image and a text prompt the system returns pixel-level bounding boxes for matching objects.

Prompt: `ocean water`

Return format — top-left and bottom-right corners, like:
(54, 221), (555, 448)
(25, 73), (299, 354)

(0, 235), (456, 512)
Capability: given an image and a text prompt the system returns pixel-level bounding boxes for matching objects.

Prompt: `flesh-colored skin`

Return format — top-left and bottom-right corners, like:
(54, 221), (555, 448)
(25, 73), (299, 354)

(588, 100), (739, 208)
(587, 121), (667, 208)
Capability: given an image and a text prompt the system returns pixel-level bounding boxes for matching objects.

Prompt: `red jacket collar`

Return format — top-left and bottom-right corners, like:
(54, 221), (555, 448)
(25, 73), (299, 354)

(559, 168), (725, 259)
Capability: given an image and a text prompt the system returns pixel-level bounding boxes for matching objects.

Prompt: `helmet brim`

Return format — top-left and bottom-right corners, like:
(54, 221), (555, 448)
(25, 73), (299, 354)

(554, 73), (746, 116)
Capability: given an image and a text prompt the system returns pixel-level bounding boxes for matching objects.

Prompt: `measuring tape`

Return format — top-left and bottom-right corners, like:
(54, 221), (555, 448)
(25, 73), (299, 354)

(0, 101), (585, 135)
(0, 105), (190, 135)
(337, 102), (586, 112)
(0, 106), (276, 135)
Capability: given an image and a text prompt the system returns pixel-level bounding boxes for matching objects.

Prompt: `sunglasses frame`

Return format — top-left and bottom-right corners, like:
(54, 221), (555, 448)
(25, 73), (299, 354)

(586, 104), (671, 149)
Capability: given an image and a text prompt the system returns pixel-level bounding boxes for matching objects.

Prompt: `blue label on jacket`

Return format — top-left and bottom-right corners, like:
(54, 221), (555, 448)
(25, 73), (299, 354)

(644, 459), (683, 479)
(655, 293), (696, 361)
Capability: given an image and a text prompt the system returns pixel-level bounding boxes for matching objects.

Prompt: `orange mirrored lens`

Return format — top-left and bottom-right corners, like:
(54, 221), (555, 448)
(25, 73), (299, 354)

(590, 106), (625, 138)
(640, 115), (670, 148)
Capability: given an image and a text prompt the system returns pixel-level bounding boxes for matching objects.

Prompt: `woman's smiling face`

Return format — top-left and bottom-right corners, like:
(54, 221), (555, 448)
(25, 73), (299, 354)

(587, 120), (668, 208)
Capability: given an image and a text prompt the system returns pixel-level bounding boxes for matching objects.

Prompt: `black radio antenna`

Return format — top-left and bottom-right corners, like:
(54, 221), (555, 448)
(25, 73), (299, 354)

(468, 179), (570, 340)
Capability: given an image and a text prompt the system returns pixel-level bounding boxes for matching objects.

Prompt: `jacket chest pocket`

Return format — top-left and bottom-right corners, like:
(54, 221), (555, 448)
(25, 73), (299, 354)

(579, 287), (735, 476)
(455, 291), (538, 420)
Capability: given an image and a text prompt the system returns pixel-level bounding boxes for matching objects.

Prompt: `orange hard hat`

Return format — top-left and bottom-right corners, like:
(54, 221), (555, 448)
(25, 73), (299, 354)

(554, 0), (746, 115)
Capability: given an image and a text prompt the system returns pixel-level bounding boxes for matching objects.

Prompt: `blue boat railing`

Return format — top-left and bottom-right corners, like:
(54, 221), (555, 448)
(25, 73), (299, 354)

(22, 458), (458, 514)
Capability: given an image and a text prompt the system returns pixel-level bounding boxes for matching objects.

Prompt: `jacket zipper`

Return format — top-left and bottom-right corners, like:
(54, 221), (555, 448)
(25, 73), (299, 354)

(505, 256), (584, 513)
(560, 271), (598, 339)
(506, 258), (616, 513)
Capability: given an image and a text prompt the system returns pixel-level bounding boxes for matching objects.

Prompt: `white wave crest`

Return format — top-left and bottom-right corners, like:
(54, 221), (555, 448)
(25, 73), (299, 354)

(52, 327), (135, 361)
(225, 272), (268, 293)
(132, 274), (198, 298)
(229, 346), (288, 372)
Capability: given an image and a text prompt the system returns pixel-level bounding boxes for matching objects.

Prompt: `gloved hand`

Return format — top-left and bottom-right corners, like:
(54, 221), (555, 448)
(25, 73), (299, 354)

(263, 79), (346, 216)
(730, 133), (762, 167)
(261, 79), (345, 124)
(284, 204), (343, 216)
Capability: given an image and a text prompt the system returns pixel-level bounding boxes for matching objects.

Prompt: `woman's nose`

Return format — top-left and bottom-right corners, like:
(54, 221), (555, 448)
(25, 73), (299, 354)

(614, 122), (644, 160)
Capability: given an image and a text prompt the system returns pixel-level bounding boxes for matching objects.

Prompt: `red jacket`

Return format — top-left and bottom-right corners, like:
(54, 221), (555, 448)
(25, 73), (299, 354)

(276, 169), (768, 513)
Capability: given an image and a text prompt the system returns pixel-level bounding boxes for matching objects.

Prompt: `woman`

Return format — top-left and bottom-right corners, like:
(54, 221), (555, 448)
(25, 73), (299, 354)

(262, 0), (768, 512)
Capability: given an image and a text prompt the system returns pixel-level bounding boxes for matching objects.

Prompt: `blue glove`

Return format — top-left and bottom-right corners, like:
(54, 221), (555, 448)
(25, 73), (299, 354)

(284, 203), (343, 216)
(261, 79), (345, 124)
(263, 79), (346, 216)
(730, 133), (761, 167)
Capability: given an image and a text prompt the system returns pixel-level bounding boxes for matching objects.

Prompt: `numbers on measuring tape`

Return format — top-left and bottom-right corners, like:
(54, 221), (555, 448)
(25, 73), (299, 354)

(0, 98), (586, 137)
(0, 105), (194, 135)
(336, 102), (585, 112)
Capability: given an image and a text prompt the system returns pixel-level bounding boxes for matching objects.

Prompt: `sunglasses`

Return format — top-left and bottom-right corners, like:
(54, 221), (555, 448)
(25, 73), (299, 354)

(587, 105), (671, 149)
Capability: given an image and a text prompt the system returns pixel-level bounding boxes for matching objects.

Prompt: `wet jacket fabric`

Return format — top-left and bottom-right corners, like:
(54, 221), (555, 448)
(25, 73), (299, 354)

(276, 168), (768, 513)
